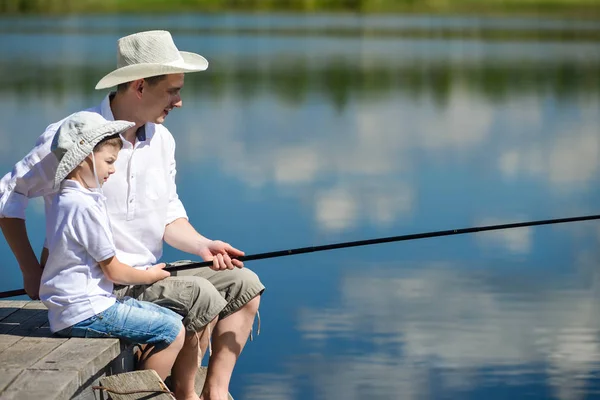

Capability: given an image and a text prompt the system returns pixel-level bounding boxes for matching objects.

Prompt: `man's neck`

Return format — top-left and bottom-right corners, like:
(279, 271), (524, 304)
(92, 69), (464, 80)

(109, 92), (145, 145)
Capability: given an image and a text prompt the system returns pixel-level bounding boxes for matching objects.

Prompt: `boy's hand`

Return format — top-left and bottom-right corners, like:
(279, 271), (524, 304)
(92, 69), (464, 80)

(147, 263), (170, 282)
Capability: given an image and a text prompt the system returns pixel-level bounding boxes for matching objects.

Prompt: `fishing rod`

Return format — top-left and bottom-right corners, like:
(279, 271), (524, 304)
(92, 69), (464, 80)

(1, 213), (599, 299)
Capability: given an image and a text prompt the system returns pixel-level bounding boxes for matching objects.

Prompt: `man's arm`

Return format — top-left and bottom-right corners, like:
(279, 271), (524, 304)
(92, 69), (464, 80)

(0, 218), (43, 299)
(0, 121), (62, 299)
(164, 218), (245, 270)
(161, 130), (244, 271)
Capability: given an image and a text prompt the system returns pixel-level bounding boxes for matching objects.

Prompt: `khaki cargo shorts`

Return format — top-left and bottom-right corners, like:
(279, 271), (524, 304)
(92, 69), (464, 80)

(113, 260), (265, 333)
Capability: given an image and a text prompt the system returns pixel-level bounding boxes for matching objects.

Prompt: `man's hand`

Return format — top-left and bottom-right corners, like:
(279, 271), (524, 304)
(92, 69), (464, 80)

(0, 218), (43, 300)
(22, 267), (42, 300)
(197, 240), (245, 271)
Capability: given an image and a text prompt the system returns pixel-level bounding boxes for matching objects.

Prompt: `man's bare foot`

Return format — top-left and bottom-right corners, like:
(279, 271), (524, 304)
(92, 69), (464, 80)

(174, 392), (200, 400)
(199, 388), (229, 400)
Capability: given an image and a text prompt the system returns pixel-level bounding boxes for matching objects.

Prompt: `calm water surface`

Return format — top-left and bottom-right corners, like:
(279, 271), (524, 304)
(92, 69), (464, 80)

(1, 13), (600, 400)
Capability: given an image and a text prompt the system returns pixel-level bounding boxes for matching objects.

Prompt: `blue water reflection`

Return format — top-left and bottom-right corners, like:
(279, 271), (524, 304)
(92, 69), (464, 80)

(1, 14), (599, 400)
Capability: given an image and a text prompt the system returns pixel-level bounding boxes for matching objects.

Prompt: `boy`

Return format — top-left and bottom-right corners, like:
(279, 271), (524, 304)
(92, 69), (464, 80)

(40, 111), (198, 400)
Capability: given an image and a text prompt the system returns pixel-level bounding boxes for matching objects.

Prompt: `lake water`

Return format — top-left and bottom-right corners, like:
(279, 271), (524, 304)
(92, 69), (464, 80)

(1, 13), (600, 400)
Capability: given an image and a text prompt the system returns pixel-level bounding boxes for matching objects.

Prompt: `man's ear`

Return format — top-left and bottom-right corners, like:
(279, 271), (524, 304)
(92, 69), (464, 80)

(133, 79), (145, 98)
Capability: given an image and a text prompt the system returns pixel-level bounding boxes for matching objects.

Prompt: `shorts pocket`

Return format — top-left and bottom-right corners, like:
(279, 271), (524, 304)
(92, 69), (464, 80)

(84, 327), (114, 339)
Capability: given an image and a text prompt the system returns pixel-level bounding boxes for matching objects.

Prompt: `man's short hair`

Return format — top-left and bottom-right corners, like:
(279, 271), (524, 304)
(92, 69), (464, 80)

(116, 74), (167, 93)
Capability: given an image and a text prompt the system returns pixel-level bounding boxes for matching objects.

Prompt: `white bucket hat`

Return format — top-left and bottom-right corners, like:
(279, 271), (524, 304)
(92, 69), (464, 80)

(95, 30), (209, 90)
(51, 111), (135, 189)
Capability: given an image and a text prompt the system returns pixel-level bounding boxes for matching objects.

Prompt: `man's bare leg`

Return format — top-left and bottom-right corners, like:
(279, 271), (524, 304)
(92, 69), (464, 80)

(200, 296), (261, 400)
(171, 317), (219, 400)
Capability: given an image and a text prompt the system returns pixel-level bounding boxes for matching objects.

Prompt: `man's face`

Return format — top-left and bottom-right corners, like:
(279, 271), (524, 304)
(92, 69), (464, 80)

(140, 73), (185, 124)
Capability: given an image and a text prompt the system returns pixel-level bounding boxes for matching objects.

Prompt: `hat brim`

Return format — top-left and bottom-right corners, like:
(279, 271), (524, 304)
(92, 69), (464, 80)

(95, 52), (208, 90)
(53, 120), (135, 189)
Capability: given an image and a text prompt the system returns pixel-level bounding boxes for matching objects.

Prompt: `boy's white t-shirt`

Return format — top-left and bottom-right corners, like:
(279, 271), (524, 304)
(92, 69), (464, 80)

(40, 179), (117, 333)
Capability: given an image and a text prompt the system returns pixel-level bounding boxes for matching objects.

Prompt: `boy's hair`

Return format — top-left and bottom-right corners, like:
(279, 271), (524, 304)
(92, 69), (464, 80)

(94, 133), (123, 152)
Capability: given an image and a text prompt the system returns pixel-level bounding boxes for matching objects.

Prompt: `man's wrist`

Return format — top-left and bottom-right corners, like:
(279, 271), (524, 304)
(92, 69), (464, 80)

(195, 237), (212, 252)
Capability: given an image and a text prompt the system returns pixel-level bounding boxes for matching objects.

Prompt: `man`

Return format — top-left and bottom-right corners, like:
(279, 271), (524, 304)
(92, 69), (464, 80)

(0, 30), (264, 400)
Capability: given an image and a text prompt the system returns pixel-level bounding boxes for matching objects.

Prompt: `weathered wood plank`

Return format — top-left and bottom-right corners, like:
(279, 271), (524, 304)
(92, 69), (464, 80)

(0, 369), (80, 400)
(99, 369), (175, 400)
(0, 301), (29, 321)
(32, 337), (121, 378)
(0, 334), (23, 353)
(0, 308), (48, 335)
(0, 368), (22, 391)
(0, 336), (67, 369)
(22, 301), (47, 310)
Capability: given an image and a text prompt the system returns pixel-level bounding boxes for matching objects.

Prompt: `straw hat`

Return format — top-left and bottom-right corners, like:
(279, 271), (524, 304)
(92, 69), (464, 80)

(95, 30), (209, 90)
(51, 111), (135, 189)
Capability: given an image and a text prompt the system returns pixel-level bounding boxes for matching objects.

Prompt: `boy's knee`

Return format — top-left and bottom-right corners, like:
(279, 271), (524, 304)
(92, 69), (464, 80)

(171, 323), (186, 350)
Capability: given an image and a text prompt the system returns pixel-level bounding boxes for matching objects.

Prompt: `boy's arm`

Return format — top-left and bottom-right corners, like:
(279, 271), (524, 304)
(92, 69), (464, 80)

(98, 257), (169, 286)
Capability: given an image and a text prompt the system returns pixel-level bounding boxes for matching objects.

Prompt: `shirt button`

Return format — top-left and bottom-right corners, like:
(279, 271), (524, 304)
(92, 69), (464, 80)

(129, 198), (134, 203)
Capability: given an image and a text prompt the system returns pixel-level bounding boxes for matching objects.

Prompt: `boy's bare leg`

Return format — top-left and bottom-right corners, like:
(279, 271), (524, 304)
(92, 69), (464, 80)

(200, 296), (261, 400)
(171, 317), (218, 400)
(139, 326), (185, 381)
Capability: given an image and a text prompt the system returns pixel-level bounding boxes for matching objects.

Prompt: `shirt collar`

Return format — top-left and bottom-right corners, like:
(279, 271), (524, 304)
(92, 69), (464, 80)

(60, 179), (105, 200)
(100, 93), (154, 142)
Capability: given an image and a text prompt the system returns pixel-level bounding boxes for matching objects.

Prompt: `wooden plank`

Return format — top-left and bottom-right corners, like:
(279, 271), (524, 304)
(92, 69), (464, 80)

(0, 369), (21, 391)
(99, 369), (175, 400)
(0, 308), (48, 335)
(0, 335), (23, 353)
(0, 369), (79, 400)
(32, 337), (121, 379)
(22, 301), (46, 310)
(0, 301), (29, 321)
(0, 336), (67, 369)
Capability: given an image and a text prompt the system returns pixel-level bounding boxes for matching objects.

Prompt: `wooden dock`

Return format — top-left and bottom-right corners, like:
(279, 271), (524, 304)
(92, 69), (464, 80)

(0, 300), (234, 400)
(0, 300), (133, 400)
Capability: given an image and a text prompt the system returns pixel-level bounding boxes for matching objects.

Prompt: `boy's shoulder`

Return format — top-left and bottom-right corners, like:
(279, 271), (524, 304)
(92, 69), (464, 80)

(54, 185), (105, 218)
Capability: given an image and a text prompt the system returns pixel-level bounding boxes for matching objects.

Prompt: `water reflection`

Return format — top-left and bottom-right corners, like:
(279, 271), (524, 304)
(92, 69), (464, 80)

(289, 256), (600, 400)
(2, 58), (599, 108)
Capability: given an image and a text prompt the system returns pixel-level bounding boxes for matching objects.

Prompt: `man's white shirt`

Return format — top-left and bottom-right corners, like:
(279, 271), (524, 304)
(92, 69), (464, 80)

(0, 94), (188, 268)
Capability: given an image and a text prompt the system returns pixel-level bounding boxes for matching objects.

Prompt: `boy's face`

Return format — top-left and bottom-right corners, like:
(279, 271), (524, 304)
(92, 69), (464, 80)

(140, 73), (184, 124)
(79, 145), (119, 188)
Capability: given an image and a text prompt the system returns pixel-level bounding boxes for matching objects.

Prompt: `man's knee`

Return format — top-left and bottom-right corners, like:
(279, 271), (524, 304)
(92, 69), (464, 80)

(179, 276), (227, 332)
(218, 268), (265, 319)
(242, 294), (260, 315)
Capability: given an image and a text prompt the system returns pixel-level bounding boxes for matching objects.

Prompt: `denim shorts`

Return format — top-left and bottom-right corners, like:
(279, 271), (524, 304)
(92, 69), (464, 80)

(56, 297), (183, 347)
